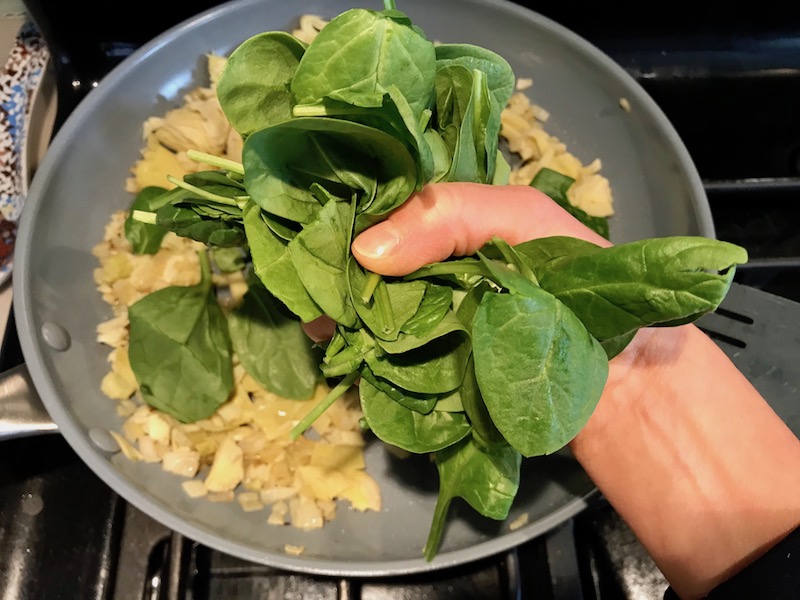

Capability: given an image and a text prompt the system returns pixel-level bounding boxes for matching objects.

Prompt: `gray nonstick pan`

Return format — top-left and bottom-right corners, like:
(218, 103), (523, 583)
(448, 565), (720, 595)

(3, 0), (714, 576)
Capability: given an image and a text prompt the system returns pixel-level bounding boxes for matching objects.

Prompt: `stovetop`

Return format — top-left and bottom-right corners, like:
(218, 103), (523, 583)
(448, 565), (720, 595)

(2, 2), (800, 599)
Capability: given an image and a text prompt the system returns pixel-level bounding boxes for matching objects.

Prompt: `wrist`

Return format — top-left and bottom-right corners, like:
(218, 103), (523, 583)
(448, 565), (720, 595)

(569, 324), (800, 599)
(568, 324), (692, 458)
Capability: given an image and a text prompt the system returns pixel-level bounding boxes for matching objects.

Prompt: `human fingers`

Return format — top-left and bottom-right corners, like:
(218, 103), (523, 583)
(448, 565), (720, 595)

(301, 315), (336, 342)
(351, 182), (610, 277)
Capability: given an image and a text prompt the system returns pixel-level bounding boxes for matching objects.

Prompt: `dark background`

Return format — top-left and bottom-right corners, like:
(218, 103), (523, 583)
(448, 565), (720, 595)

(22, 0), (800, 128)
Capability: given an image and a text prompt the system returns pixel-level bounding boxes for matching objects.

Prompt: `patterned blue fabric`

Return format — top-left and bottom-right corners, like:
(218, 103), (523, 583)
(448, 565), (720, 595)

(0, 19), (49, 283)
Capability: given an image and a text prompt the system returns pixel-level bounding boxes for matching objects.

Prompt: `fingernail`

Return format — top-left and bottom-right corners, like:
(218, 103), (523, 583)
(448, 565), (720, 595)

(352, 221), (401, 259)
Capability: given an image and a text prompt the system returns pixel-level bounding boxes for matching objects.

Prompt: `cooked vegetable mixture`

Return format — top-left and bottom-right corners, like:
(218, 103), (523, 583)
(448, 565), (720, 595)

(95, 2), (747, 560)
(93, 212), (381, 530)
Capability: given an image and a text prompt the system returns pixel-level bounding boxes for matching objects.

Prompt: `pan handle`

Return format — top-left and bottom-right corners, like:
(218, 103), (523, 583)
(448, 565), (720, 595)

(0, 363), (58, 440)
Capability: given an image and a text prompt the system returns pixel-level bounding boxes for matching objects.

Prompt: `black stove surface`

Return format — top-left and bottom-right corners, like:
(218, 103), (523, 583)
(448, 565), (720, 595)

(0, 434), (659, 599)
(3, 2), (800, 599)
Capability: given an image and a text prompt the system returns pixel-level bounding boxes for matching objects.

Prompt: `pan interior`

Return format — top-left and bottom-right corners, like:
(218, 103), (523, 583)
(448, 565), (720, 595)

(13, 0), (710, 575)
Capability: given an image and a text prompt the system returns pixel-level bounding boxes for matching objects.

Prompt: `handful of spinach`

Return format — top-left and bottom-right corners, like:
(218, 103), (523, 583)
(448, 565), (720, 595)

(125, 1), (748, 560)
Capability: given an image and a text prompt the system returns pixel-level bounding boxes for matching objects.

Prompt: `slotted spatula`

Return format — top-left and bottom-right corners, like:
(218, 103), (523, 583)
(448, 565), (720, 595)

(696, 281), (800, 437)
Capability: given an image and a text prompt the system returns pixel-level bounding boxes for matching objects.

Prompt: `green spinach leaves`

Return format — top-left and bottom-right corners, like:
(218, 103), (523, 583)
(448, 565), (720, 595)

(228, 272), (321, 400)
(127, 251), (234, 422)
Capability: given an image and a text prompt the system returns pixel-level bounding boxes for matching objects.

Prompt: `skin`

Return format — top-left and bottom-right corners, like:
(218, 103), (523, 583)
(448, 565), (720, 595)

(340, 182), (800, 599)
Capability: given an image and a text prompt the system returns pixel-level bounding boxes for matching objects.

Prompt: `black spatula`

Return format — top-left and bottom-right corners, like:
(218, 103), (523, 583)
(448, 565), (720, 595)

(697, 282), (800, 437)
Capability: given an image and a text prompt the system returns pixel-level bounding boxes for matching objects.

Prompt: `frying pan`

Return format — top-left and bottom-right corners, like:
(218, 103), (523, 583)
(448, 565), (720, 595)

(2, 0), (713, 576)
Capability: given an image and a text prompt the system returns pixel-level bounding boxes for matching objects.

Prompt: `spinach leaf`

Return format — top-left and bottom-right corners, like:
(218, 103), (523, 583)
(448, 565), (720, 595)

(347, 259), (427, 341)
(184, 170), (247, 190)
(511, 235), (602, 272)
(424, 437), (521, 560)
(139, 171), (247, 248)
(365, 325), (470, 395)
(473, 288), (608, 457)
(262, 211), (301, 242)
(435, 64), (473, 133)
(292, 87), (436, 187)
(128, 251), (234, 422)
(492, 151), (511, 185)
(434, 43), (515, 110)
(289, 197), (359, 327)
(433, 388), (464, 413)
(242, 117), (417, 222)
(360, 366), (437, 414)
(291, 8), (436, 120)
(377, 309), (466, 354)
(434, 65), (489, 183)
(189, 202), (242, 220)
(454, 280), (490, 325)
(385, 85), (435, 185)
(242, 200), (322, 324)
(424, 129), (452, 182)
(452, 68), (498, 183)
(475, 251), (540, 296)
(435, 44), (511, 183)
(455, 283), (508, 448)
(400, 281), (453, 338)
(217, 31), (306, 136)
(481, 237), (537, 283)
(359, 375), (471, 453)
(535, 236), (748, 341)
(210, 246), (246, 273)
(401, 255), (488, 288)
(155, 204), (246, 247)
(163, 170), (248, 222)
(125, 186), (171, 254)
(460, 356), (507, 448)
(227, 272), (320, 399)
(471, 68), (502, 183)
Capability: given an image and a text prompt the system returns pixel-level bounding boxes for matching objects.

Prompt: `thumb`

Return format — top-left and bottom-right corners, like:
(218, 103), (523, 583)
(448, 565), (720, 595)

(351, 182), (609, 277)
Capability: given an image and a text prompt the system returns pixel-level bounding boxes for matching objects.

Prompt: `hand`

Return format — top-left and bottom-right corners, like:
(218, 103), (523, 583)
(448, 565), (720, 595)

(302, 182), (607, 341)
(351, 182), (609, 274)
(337, 182), (800, 600)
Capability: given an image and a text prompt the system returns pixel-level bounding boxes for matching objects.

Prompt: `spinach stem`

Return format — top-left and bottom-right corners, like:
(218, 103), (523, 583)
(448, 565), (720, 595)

(234, 195), (251, 210)
(131, 209), (157, 224)
(360, 272), (382, 304)
(403, 261), (487, 281)
(166, 175), (240, 207)
(292, 104), (367, 118)
(419, 108), (432, 131)
(197, 249), (212, 285)
(290, 371), (360, 440)
(322, 361), (361, 379)
(423, 495), (452, 561)
(384, 0), (396, 9)
(494, 239), (539, 285)
(374, 281), (396, 335)
(292, 105), (327, 118)
(322, 344), (368, 378)
(186, 149), (245, 175)
(324, 330), (346, 361)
